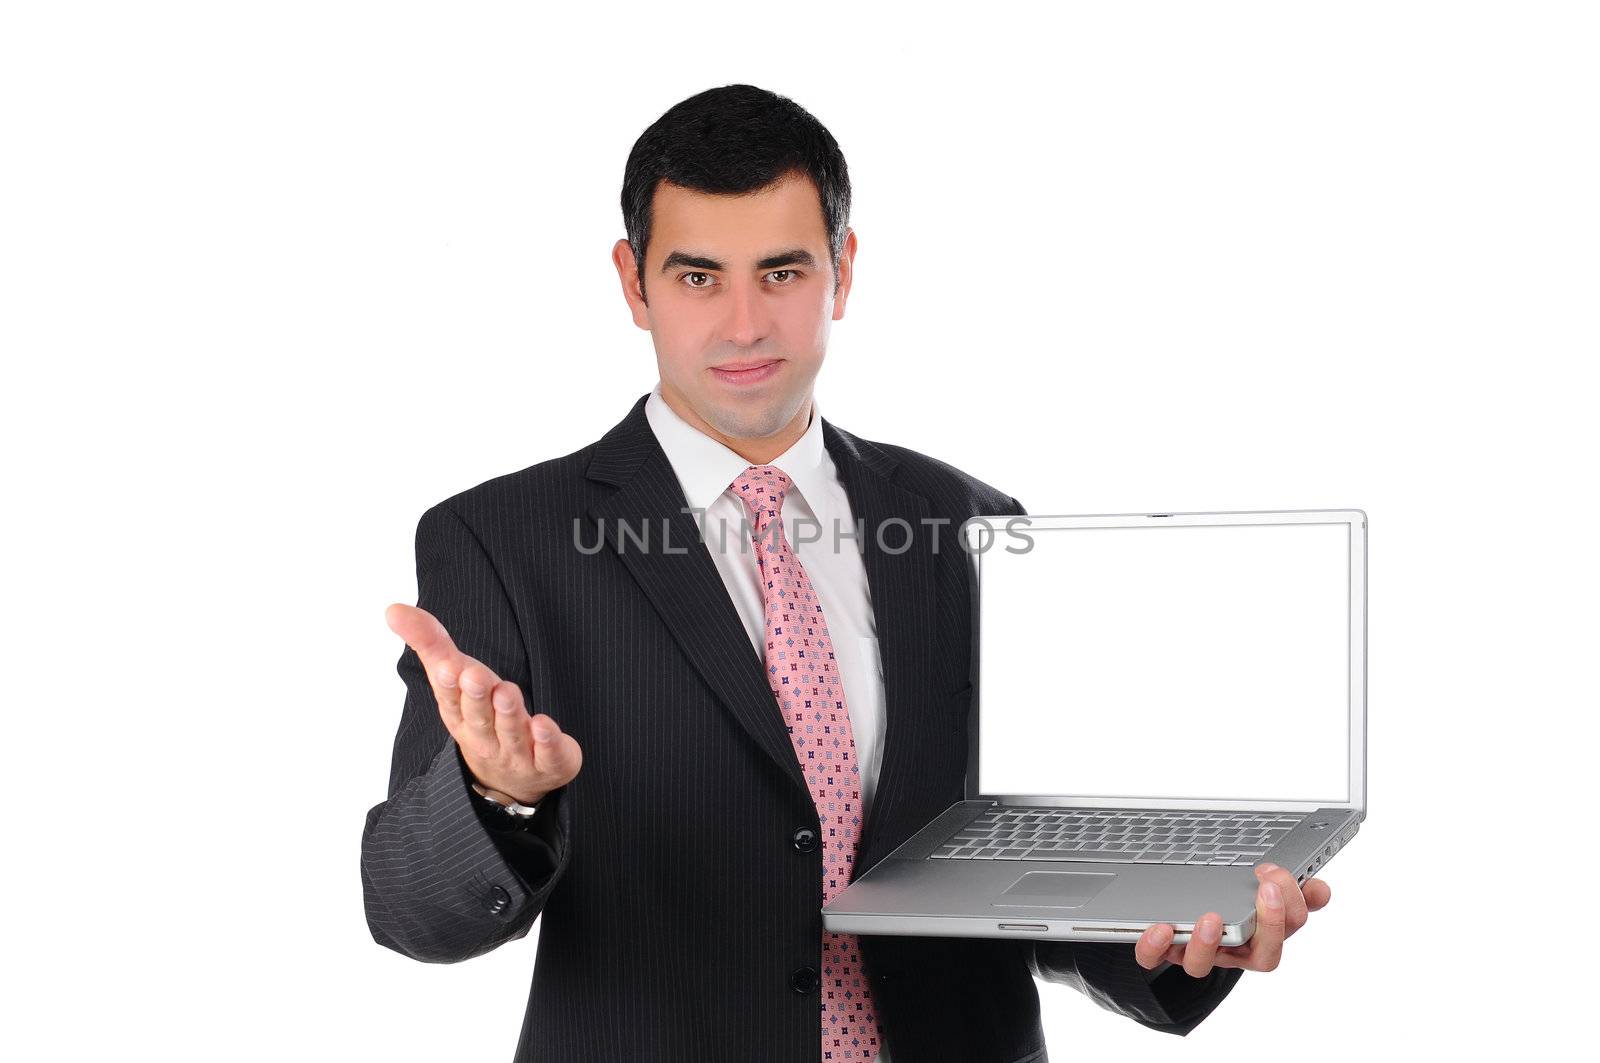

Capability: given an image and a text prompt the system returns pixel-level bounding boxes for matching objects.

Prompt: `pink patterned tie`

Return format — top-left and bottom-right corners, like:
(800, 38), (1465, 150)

(732, 464), (884, 1063)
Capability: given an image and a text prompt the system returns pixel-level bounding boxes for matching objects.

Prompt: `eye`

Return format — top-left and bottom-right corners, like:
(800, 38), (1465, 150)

(678, 269), (802, 289)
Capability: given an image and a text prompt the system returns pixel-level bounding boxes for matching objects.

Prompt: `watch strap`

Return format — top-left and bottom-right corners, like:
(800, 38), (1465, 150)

(470, 779), (540, 817)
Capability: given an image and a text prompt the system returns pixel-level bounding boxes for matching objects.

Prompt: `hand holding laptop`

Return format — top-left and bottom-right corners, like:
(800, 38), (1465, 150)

(1136, 862), (1333, 978)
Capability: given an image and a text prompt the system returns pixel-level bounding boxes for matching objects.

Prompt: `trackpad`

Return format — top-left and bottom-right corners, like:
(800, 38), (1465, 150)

(992, 871), (1115, 908)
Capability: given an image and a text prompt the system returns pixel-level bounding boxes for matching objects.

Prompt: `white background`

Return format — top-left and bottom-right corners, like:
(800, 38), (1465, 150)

(4, 1), (1593, 1058)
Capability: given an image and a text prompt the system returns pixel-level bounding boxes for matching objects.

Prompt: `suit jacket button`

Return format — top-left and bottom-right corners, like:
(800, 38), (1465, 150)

(792, 827), (818, 852)
(486, 885), (511, 915)
(790, 966), (818, 994)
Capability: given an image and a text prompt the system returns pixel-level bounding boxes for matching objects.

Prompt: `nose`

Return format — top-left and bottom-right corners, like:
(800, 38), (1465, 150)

(721, 278), (770, 348)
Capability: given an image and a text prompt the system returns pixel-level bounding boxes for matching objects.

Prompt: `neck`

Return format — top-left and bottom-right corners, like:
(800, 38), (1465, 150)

(659, 384), (812, 465)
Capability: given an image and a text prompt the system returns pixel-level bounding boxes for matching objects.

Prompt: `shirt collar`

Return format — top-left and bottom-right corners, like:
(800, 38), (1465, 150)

(644, 380), (830, 519)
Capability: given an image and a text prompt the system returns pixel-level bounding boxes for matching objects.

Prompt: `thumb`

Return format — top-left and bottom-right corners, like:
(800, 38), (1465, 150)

(386, 602), (459, 668)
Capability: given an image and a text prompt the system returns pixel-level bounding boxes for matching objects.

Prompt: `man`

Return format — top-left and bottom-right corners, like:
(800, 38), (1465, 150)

(362, 84), (1331, 1062)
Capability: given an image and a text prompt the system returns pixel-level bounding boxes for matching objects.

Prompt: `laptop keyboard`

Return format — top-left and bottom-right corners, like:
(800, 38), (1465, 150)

(930, 807), (1304, 866)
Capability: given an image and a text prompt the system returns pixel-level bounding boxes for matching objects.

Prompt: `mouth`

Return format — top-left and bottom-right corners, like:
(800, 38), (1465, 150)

(709, 359), (782, 386)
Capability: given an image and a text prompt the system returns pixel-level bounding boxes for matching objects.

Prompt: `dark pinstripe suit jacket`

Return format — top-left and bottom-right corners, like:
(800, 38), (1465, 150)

(361, 393), (1242, 1062)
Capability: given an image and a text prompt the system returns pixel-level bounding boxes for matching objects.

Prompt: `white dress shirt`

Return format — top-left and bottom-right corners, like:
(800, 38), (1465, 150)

(647, 382), (900, 1059)
(644, 381), (890, 827)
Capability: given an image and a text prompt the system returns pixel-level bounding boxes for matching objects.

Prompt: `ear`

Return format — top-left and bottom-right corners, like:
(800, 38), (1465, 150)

(613, 238), (651, 330)
(832, 227), (857, 320)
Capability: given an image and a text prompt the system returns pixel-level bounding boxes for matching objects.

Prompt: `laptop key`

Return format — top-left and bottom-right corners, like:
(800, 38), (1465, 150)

(1040, 850), (1144, 862)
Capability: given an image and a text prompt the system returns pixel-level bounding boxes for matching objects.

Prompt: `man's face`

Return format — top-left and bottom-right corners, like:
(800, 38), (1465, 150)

(614, 171), (855, 444)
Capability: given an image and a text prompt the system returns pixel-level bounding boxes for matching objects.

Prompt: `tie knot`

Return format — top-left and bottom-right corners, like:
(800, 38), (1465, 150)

(731, 464), (790, 527)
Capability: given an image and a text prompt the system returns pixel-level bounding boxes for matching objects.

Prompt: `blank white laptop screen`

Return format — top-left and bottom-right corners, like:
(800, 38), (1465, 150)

(977, 522), (1349, 804)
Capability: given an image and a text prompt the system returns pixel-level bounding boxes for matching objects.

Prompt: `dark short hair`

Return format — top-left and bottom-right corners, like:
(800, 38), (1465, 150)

(621, 84), (851, 303)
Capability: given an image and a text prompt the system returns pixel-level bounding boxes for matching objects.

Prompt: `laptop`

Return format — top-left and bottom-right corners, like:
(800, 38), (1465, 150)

(821, 509), (1366, 947)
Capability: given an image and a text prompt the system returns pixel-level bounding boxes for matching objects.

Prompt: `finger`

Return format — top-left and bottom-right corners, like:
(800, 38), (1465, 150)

(1182, 912), (1224, 978)
(1196, 947), (1253, 969)
(1256, 863), (1311, 934)
(387, 603), (468, 727)
(1136, 923), (1176, 970)
(1249, 877), (1288, 971)
(1302, 877), (1333, 912)
(456, 662), (501, 760)
(1160, 920), (1212, 964)
(386, 603), (462, 671)
(530, 713), (582, 783)
(1169, 941), (1254, 968)
(490, 682), (534, 773)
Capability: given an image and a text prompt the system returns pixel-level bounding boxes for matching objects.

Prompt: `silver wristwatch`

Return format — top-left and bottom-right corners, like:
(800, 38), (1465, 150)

(470, 780), (540, 819)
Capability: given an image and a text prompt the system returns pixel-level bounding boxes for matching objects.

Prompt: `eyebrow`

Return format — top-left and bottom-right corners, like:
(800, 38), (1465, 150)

(659, 248), (819, 273)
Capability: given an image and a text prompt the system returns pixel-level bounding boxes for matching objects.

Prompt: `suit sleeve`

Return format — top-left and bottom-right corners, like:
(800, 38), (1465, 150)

(1026, 940), (1243, 1037)
(1002, 493), (1242, 1035)
(361, 501), (574, 963)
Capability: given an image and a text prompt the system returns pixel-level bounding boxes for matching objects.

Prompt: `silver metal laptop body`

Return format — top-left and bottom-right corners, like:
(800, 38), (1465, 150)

(821, 509), (1367, 947)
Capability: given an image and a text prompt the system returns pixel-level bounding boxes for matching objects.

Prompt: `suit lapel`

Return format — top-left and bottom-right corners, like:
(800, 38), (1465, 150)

(587, 395), (810, 798)
(586, 393), (936, 860)
(820, 419), (934, 866)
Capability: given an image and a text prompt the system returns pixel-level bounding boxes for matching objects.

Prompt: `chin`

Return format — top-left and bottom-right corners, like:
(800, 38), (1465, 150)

(702, 393), (802, 440)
